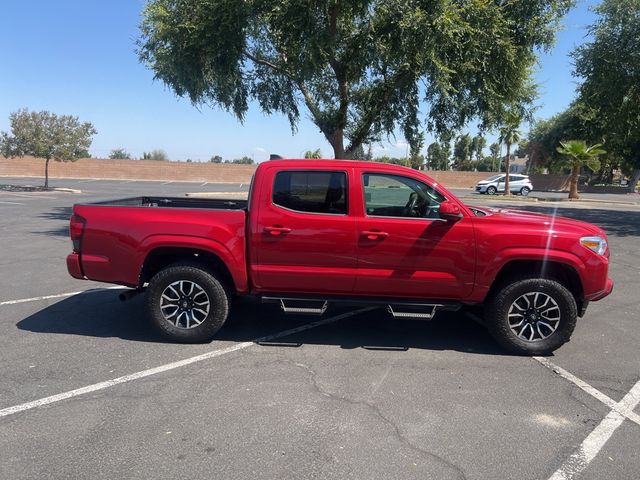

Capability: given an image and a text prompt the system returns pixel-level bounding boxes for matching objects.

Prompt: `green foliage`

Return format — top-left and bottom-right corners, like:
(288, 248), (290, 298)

(0, 109), (97, 188)
(109, 148), (131, 159)
(230, 156), (254, 164)
(373, 156), (407, 166)
(572, 0), (640, 188)
(556, 140), (606, 199)
(425, 142), (448, 171)
(142, 149), (169, 161)
(471, 135), (487, 162)
(476, 156), (496, 172)
(304, 149), (322, 159)
(526, 102), (594, 170)
(556, 140), (605, 171)
(452, 133), (472, 170)
(138, 0), (573, 158)
(210, 155), (223, 163)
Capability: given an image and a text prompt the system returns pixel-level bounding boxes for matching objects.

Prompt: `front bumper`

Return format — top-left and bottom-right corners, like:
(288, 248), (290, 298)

(587, 277), (614, 301)
(66, 253), (85, 279)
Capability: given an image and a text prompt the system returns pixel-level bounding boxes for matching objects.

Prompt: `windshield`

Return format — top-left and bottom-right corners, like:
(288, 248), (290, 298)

(484, 175), (502, 181)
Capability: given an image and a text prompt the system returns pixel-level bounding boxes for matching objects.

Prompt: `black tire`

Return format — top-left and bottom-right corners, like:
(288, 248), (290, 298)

(484, 278), (577, 355)
(520, 187), (531, 196)
(145, 263), (229, 343)
(486, 186), (497, 195)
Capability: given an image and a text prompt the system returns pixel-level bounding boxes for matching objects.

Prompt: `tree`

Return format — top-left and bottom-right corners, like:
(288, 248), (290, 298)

(452, 134), (472, 170)
(231, 156), (254, 164)
(471, 135), (487, 162)
(499, 115), (521, 195)
(556, 141), (606, 199)
(138, 0), (573, 159)
(526, 103), (595, 173)
(304, 149), (322, 159)
(476, 156), (496, 172)
(426, 142), (447, 171)
(489, 142), (500, 171)
(210, 155), (223, 163)
(109, 148), (131, 160)
(0, 109), (96, 188)
(142, 149), (168, 161)
(573, 0), (640, 192)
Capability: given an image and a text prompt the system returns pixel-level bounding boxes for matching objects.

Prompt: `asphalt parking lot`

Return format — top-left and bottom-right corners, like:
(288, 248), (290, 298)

(1, 177), (639, 479)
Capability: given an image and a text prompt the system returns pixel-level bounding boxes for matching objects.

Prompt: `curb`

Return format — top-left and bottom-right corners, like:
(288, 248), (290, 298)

(52, 187), (82, 194)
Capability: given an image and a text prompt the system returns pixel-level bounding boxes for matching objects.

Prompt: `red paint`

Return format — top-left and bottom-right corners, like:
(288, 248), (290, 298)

(67, 159), (612, 306)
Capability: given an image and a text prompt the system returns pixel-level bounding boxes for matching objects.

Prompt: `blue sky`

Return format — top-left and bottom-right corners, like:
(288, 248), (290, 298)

(0, 1), (598, 161)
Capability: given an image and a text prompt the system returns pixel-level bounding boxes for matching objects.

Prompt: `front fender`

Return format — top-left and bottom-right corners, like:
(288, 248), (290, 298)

(470, 247), (586, 302)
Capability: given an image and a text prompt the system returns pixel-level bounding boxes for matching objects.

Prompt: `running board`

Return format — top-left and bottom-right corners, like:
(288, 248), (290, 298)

(279, 299), (328, 316)
(387, 304), (441, 320)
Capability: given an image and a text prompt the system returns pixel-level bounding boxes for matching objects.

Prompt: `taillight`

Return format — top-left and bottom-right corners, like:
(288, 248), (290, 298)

(69, 214), (86, 252)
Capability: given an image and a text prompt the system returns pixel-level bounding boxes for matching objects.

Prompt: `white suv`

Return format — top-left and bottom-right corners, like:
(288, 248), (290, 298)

(475, 174), (533, 196)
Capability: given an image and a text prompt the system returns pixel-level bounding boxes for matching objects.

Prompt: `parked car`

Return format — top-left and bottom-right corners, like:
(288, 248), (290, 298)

(476, 174), (533, 196)
(67, 159), (612, 355)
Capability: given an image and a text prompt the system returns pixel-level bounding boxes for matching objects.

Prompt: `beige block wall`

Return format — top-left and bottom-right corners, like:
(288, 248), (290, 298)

(0, 156), (572, 190)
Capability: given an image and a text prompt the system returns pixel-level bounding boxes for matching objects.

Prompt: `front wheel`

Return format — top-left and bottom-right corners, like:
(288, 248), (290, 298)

(486, 186), (497, 195)
(485, 278), (577, 355)
(145, 264), (230, 343)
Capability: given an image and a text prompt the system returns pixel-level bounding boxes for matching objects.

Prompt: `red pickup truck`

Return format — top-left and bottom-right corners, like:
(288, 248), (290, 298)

(67, 159), (613, 354)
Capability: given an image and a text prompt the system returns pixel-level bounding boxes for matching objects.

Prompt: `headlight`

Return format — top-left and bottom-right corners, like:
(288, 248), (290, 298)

(580, 236), (607, 255)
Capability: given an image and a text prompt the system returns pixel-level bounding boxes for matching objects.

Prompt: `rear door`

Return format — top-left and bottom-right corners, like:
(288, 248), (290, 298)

(250, 166), (358, 294)
(353, 171), (476, 299)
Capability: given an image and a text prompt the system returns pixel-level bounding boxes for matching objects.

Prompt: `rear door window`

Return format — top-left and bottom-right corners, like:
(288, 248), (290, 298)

(272, 171), (347, 215)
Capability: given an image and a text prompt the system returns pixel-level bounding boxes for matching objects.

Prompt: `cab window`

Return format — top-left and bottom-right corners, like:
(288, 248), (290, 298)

(363, 173), (445, 218)
(273, 171), (347, 215)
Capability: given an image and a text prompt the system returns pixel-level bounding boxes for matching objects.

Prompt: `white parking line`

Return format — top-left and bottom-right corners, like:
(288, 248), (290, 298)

(0, 308), (370, 418)
(0, 286), (126, 307)
(534, 357), (640, 426)
(548, 380), (640, 480)
(77, 179), (97, 183)
(0, 200), (24, 205)
(200, 182), (208, 186)
(160, 181), (173, 185)
(120, 180), (136, 184)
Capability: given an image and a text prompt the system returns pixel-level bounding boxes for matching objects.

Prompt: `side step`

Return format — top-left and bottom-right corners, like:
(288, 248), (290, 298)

(387, 304), (441, 320)
(279, 299), (328, 316)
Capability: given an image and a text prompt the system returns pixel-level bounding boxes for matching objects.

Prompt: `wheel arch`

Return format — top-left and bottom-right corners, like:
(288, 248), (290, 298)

(140, 246), (237, 294)
(487, 259), (585, 314)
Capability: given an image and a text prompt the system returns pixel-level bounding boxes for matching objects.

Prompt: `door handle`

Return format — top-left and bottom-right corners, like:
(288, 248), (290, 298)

(361, 230), (388, 240)
(264, 226), (292, 236)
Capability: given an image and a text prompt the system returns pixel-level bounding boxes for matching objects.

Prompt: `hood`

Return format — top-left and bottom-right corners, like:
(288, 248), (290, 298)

(469, 206), (604, 237)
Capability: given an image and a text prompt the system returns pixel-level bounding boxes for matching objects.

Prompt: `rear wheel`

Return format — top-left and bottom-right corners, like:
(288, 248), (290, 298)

(485, 278), (577, 355)
(486, 186), (497, 195)
(146, 264), (229, 343)
(520, 186), (531, 196)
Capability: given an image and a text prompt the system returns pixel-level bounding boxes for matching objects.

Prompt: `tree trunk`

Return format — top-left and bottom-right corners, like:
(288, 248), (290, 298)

(628, 168), (640, 193)
(503, 143), (511, 196)
(569, 165), (580, 199)
(44, 158), (50, 189)
(330, 129), (345, 159)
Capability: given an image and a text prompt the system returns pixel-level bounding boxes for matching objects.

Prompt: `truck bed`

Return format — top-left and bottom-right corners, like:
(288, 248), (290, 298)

(85, 196), (248, 210)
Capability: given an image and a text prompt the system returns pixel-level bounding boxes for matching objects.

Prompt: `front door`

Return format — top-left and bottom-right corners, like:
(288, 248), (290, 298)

(250, 167), (358, 294)
(354, 172), (476, 300)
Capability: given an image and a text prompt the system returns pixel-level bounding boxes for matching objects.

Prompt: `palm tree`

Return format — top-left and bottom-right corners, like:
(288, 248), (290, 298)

(499, 124), (521, 196)
(556, 140), (606, 200)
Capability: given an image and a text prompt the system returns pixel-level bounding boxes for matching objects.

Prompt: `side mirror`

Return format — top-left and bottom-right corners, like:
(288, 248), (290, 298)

(439, 201), (463, 221)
